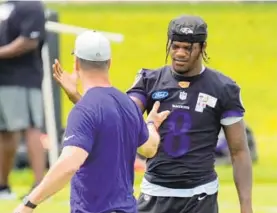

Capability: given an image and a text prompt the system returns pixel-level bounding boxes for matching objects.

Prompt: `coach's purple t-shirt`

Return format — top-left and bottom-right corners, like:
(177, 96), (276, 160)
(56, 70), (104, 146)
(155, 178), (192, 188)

(63, 87), (149, 213)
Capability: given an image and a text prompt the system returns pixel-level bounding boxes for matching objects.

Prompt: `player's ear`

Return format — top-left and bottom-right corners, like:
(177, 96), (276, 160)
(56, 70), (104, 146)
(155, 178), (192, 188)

(202, 42), (207, 51)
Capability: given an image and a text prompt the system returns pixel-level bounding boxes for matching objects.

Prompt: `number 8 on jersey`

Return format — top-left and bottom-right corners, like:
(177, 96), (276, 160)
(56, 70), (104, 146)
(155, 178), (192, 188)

(162, 110), (192, 158)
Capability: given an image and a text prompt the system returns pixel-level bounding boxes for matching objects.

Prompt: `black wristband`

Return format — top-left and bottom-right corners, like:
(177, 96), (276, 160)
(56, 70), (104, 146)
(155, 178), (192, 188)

(23, 197), (37, 209)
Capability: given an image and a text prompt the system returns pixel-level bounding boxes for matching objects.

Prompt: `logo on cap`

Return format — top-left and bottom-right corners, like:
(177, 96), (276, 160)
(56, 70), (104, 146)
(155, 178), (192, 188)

(180, 27), (193, 35)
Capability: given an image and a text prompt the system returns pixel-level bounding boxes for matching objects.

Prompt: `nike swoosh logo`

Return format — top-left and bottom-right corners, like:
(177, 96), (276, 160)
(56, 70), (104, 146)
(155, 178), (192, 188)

(198, 195), (207, 201)
(64, 135), (75, 141)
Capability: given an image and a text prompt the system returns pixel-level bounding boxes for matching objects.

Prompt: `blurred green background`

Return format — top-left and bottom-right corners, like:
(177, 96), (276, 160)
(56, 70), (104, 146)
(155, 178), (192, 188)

(1, 2), (277, 213)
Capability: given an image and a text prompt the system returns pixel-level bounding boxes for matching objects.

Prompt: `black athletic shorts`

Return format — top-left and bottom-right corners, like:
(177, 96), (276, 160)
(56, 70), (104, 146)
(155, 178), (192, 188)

(137, 192), (218, 213)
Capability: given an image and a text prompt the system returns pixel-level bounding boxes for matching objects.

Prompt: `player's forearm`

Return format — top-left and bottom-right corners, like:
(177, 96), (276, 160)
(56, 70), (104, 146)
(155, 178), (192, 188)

(0, 37), (38, 59)
(27, 157), (77, 205)
(138, 124), (160, 158)
(231, 149), (253, 211)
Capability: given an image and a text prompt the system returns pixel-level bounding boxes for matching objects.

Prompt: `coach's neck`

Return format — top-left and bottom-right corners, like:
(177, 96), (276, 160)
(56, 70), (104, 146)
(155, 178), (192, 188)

(75, 57), (112, 93)
(80, 70), (111, 94)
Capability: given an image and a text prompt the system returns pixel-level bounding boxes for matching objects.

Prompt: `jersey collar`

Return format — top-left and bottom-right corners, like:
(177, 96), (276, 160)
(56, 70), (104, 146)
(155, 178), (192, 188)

(171, 65), (206, 81)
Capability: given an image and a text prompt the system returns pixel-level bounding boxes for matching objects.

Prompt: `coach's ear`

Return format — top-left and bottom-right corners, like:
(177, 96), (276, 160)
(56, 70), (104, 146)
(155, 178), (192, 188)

(107, 58), (111, 70)
(74, 56), (81, 76)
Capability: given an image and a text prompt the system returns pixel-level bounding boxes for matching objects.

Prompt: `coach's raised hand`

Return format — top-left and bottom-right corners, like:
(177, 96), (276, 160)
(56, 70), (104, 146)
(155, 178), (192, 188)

(52, 59), (82, 104)
(147, 101), (170, 129)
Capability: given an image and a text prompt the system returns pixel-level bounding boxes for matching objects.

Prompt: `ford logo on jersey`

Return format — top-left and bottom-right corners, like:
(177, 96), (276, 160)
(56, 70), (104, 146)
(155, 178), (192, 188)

(152, 91), (169, 100)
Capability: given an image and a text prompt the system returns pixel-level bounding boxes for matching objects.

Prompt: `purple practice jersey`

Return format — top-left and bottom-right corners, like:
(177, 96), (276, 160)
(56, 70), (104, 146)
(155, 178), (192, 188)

(127, 66), (245, 189)
(63, 87), (149, 213)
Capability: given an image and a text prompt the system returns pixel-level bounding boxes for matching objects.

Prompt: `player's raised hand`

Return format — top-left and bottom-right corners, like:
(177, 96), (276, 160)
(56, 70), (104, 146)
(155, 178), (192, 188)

(52, 59), (79, 98)
(147, 101), (170, 129)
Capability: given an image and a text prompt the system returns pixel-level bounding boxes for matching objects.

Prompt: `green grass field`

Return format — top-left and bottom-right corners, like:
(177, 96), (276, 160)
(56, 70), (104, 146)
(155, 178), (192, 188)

(1, 2), (277, 212)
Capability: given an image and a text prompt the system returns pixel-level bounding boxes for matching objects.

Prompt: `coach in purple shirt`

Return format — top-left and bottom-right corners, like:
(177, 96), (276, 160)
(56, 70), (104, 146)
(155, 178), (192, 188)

(13, 31), (170, 213)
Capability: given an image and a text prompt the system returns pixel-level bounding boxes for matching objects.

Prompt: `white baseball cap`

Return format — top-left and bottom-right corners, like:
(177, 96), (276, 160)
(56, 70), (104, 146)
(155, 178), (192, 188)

(73, 31), (111, 62)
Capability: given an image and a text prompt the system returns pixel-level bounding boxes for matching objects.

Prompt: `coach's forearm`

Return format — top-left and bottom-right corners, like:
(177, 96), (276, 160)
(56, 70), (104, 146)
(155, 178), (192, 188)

(68, 92), (82, 104)
(138, 124), (160, 158)
(27, 157), (76, 205)
(231, 149), (253, 211)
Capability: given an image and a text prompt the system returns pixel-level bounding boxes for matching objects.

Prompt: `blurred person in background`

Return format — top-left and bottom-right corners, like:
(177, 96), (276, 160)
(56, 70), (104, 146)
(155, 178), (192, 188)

(215, 125), (258, 165)
(0, 0), (46, 199)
